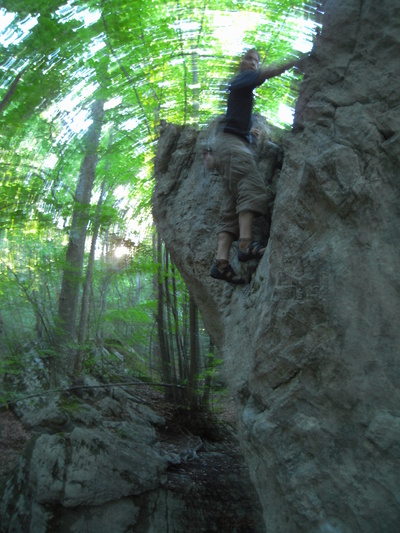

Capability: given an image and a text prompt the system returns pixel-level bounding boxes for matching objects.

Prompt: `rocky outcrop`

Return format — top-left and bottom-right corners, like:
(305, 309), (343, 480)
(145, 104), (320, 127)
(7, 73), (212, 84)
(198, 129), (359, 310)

(1, 379), (263, 532)
(153, 115), (282, 347)
(152, 0), (400, 531)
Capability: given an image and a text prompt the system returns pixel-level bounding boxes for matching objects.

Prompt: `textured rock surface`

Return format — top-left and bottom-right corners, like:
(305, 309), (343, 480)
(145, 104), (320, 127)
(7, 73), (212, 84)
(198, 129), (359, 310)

(1, 381), (263, 532)
(152, 0), (400, 531)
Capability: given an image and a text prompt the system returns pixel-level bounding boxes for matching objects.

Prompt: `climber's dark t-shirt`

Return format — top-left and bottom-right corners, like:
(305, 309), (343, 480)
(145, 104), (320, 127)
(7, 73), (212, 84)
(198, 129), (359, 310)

(223, 69), (263, 143)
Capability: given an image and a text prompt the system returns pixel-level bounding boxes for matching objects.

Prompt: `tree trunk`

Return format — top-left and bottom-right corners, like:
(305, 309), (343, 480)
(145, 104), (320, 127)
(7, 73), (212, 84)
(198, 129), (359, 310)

(0, 69), (25, 114)
(74, 177), (108, 373)
(188, 295), (201, 409)
(57, 99), (104, 371)
(156, 233), (173, 398)
(202, 337), (215, 412)
(77, 179), (106, 345)
(191, 47), (199, 125)
(171, 262), (185, 380)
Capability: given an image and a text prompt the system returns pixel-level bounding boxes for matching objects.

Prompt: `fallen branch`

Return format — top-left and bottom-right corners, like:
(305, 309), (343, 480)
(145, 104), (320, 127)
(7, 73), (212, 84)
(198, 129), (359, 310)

(1, 380), (186, 408)
(0, 68), (26, 114)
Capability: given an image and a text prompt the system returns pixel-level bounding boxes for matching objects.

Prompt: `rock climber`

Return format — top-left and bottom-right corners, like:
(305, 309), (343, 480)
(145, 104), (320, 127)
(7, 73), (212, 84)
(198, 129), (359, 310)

(210, 48), (301, 284)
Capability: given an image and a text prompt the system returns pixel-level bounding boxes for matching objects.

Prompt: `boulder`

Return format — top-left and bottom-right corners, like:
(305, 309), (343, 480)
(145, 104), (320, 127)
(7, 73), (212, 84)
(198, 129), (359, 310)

(1, 379), (263, 532)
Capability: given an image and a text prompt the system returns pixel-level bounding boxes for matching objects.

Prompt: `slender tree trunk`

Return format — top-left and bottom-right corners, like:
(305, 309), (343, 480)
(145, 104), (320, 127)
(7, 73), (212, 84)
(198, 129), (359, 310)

(182, 290), (190, 380)
(150, 229), (160, 373)
(202, 337), (215, 411)
(57, 99), (104, 372)
(94, 269), (112, 340)
(164, 250), (178, 389)
(0, 69), (25, 114)
(188, 295), (201, 409)
(191, 47), (199, 125)
(74, 178), (108, 374)
(77, 179), (106, 345)
(0, 311), (4, 351)
(77, 126), (113, 348)
(171, 262), (184, 380)
(156, 234), (173, 398)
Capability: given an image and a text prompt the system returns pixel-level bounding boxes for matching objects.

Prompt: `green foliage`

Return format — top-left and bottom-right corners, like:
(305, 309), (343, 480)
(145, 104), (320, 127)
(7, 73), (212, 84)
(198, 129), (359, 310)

(0, 0), (319, 240)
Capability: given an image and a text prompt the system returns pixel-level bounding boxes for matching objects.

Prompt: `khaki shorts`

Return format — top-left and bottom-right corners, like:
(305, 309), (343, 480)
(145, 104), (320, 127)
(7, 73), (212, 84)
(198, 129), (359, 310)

(213, 132), (269, 238)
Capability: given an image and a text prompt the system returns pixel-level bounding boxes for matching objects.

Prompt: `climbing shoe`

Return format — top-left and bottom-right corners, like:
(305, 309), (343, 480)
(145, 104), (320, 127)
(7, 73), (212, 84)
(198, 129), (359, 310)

(210, 261), (245, 285)
(238, 241), (265, 262)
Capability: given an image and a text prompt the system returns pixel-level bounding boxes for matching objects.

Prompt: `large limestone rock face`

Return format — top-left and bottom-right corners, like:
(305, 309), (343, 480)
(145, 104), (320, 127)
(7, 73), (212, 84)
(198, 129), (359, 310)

(152, 0), (400, 530)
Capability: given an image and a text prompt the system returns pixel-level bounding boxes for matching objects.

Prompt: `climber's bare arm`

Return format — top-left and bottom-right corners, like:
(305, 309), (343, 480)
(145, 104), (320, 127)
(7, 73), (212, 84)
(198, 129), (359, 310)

(258, 57), (303, 83)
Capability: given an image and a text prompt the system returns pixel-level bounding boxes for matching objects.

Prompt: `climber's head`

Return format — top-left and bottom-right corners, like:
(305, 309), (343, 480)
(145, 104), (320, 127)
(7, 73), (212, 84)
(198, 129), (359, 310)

(239, 49), (260, 72)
